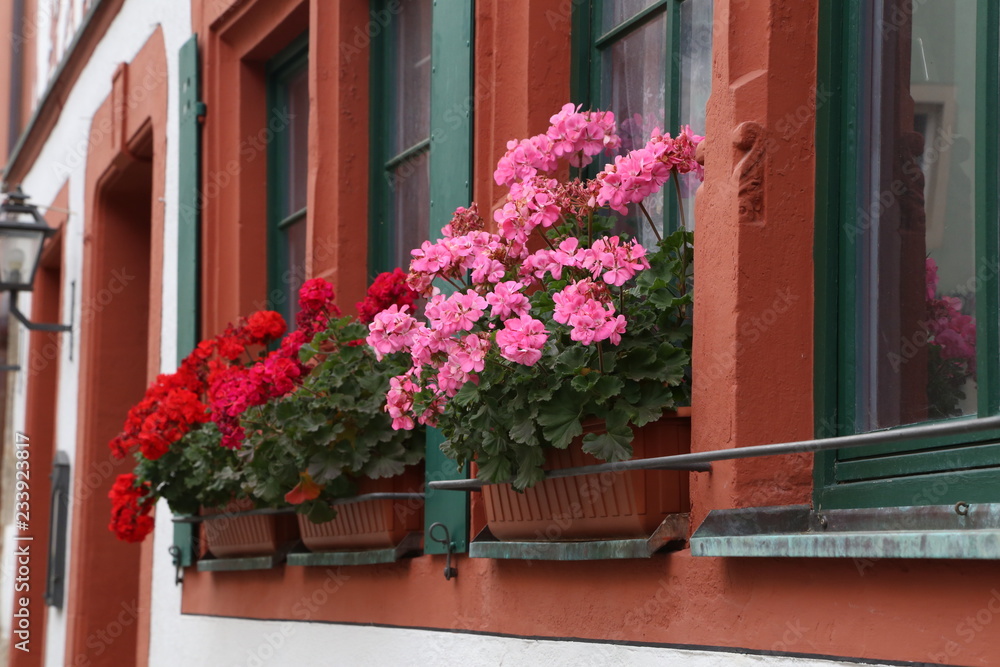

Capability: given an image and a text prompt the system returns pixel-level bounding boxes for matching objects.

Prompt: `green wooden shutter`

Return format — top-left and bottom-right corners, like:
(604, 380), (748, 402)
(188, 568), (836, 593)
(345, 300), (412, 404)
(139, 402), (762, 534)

(174, 34), (204, 565)
(177, 34), (203, 365)
(424, 0), (474, 555)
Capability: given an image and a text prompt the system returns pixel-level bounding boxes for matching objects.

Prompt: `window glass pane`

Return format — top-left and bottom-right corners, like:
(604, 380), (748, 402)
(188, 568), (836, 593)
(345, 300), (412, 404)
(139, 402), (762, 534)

(285, 218), (307, 324)
(602, 0), (661, 30)
(393, 0), (432, 156)
(392, 154), (430, 270)
(678, 0), (713, 228)
(855, 0), (978, 431)
(284, 65), (309, 215)
(385, 0), (432, 271)
(269, 49), (308, 326)
(602, 10), (666, 246)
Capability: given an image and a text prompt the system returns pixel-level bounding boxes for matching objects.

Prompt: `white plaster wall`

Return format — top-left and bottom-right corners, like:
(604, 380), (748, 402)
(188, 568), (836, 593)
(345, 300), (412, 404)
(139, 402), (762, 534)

(1, 0), (189, 664)
(146, 617), (900, 667)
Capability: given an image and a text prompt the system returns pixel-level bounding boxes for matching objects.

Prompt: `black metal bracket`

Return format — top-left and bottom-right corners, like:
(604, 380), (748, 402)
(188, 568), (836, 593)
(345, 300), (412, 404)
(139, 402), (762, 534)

(168, 546), (184, 585)
(428, 522), (457, 580)
(9, 283), (75, 360)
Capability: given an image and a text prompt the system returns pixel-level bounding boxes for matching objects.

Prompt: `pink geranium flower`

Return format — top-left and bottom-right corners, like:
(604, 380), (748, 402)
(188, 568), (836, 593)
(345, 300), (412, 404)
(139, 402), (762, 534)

(495, 315), (549, 366)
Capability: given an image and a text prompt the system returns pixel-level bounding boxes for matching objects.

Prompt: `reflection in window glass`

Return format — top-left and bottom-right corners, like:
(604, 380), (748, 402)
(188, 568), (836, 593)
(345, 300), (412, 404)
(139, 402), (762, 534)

(602, 11), (667, 245)
(855, 0), (977, 430)
(392, 0), (432, 155)
(596, 0), (713, 241)
(384, 0), (432, 272)
(284, 65), (309, 215)
(392, 155), (430, 271)
(602, 0), (660, 30)
(678, 0), (713, 228)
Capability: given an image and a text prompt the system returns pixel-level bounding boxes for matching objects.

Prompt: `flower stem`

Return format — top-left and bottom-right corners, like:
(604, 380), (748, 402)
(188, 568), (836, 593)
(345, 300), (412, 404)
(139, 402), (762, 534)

(673, 170), (688, 231)
(638, 202), (662, 243)
(535, 227), (557, 251)
(673, 169), (691, 305)
(597, 341), (605, 374)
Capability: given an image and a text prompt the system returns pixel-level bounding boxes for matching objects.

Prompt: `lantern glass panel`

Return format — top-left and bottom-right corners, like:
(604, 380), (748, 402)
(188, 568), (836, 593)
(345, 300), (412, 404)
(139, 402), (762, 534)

(0, 229), (45, 289)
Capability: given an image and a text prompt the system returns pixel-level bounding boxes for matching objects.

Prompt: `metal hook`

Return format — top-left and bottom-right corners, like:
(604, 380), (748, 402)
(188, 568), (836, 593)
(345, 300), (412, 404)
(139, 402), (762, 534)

(428, 522), (457, 580)
(168, 546), (184, 585)
(955, 501), (970, 517)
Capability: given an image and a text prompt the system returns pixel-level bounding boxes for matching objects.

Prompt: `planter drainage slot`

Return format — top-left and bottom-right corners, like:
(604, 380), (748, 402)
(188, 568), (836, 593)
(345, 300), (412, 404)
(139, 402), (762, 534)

(468, 513), (689, 561)
(287, 531), (423, 567)
(691, 503), (1000, 559)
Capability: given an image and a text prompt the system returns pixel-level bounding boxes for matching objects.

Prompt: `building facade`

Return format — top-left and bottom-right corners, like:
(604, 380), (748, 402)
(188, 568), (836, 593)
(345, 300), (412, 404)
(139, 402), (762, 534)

(0, 0), (997, 666)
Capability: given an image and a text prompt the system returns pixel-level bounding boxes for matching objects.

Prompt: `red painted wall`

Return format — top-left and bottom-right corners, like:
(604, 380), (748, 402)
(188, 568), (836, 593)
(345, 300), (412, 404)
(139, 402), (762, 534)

(172, 1), (1000, 666)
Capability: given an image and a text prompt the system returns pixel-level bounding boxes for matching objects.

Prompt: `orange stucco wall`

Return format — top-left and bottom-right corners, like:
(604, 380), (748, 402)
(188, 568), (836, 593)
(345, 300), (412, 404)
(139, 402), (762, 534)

(174, 1), (1000, 666)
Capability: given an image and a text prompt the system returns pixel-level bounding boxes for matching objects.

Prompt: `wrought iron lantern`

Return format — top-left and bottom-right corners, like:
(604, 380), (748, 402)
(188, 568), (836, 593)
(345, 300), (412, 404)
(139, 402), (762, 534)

(0, 186), (53, 292)
(0, 186), (72, 336)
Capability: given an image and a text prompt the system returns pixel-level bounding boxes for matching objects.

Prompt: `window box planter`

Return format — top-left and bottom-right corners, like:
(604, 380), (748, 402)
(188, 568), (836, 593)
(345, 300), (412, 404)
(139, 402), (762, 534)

(481, 409), (691, 542)
(297, 465), (424, 551)
(200, 499), (299, 559)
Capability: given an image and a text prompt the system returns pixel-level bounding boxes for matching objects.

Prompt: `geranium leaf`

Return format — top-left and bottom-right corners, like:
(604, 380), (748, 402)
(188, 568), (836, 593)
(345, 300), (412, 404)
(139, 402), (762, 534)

(592, 375), (624, 402)
(555, 345), (591, 373)
(509, 414), (538, 445)
(537, 390), (583, 449)
(476, 455), (511, 483)
(581, 425), (633, 462)
(452, 382), (480, 407)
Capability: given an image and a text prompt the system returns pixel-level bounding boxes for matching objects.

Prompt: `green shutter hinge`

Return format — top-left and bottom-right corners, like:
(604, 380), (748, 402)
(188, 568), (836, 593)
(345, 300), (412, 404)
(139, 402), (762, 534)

(194, 101), (207, 122)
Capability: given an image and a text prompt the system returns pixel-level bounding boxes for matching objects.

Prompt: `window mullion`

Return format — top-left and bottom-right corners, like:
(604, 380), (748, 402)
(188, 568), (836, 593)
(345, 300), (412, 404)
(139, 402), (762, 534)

(662, 0), (682, 233)
(593, 0), (668, 49)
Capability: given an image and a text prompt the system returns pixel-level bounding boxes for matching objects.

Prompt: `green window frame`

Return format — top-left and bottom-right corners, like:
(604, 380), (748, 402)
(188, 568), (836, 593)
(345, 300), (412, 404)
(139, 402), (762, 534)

(815, 0), (1000, 510)
(266, 34), (310, 326)
(572, 0), (713, 235)
(370, 0), (474, 554)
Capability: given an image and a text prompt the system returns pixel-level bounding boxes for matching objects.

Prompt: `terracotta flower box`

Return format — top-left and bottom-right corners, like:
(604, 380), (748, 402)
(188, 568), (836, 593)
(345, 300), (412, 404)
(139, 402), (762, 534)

(200, 499), (299, 559)
(297, 465), (424, 552)
(482, 409), (691, 541)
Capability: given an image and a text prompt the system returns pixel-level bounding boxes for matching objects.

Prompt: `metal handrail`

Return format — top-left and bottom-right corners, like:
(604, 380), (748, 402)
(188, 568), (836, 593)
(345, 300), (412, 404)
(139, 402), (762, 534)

(171, 492), (425, 523)
(428, 414), (1000, 492)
